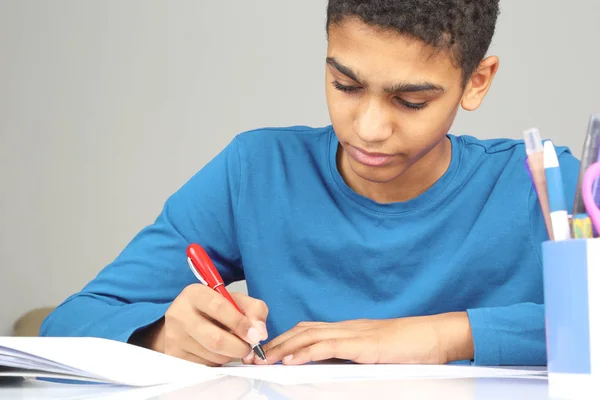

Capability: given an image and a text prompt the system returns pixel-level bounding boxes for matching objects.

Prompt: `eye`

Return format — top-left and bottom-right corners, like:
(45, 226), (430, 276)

(331, 81), (362, 93)
(394, 98), (429, 111)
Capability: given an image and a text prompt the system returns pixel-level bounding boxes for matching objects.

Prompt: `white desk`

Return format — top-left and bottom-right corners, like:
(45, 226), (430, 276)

(1, 375), (552, 399)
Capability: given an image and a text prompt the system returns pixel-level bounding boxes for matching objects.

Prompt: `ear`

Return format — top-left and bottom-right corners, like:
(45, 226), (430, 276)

(461, 56), (499, 111)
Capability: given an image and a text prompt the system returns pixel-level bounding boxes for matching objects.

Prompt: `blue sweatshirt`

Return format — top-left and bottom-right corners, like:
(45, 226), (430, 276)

(40, 125), (580, 366)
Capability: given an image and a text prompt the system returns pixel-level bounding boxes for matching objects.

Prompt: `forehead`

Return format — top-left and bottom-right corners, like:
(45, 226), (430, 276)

(327, 18), (461, 85)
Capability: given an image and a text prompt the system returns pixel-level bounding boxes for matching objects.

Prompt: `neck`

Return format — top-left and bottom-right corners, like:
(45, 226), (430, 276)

(338, 137), (452, 204)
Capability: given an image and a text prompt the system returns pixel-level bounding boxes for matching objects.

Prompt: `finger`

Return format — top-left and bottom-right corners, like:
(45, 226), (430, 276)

(186, 285), (259, 346)
(189, 347), (233, 367)
(241, 349), (257, 364)
(231, 293), (269, 339)
(182, 331), (235, 366)
(265, 327), (353, 364)
(282, 338), (366, 365)
(262, 321), (329, 352)
(188, 314), (252, 359)
(182, 350), (223, 367)
(249, 323), (314, 364)
(231, 292), (269, 320)
(164, 328), (233, 366)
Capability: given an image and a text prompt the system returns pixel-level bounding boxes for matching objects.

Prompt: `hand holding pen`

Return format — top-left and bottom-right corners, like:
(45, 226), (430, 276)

(142, 244), (269, 366)
(186, 243), (268, 362)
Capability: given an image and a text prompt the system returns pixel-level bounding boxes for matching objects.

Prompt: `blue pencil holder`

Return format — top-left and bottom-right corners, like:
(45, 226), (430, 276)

(542, 239), (600, 398)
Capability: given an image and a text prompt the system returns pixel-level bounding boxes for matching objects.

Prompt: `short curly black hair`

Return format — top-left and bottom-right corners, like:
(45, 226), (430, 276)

(326, 0), (500, 83)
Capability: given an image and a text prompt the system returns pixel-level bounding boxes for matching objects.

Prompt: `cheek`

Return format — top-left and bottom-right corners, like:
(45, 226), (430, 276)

(425, 105), (460, 144)
(403, 100), (460, 142)
(410, 96), (457, 127)
(325, 88), (355, 128)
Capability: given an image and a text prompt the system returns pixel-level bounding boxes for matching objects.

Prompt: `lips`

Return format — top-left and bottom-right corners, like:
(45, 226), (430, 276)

(346, 145), (394, 167)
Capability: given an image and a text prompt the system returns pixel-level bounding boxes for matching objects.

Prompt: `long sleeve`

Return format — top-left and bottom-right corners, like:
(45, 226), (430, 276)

(466, 302), (545, 365)
(40, 137), (245, 342)
(466, 149), (580, 366)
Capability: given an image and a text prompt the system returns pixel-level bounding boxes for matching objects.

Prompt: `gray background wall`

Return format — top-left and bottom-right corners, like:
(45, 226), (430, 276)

(1, 1), (599, 335)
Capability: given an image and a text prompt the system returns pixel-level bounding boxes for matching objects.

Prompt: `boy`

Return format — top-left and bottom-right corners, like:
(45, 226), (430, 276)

(41, 0), (580, 367)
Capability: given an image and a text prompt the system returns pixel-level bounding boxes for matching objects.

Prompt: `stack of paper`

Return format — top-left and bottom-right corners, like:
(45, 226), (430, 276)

(220, 363), (547, 385)
(0, 336), (546, 387)
(0, 337), (220, 386)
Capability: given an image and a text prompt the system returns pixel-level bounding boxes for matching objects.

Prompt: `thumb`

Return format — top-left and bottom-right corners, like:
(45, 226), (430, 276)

(231, 292), (269, 340)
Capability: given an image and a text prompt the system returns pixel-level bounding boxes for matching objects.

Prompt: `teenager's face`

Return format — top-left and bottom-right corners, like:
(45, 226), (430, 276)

(325, 19), (466, 184)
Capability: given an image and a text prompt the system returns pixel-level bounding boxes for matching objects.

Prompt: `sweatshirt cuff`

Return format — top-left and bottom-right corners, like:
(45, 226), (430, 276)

(466, 307), (501, 366)
(111, 302), (172, 343)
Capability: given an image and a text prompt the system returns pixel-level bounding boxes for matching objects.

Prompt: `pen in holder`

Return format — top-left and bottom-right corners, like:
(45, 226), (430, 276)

(542, 238), (600, 398)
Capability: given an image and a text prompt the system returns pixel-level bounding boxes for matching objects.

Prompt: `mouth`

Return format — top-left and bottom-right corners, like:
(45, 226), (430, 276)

(345, 145), (395, 167)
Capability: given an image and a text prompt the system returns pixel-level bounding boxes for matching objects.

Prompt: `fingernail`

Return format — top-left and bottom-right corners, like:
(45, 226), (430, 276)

(283, 354), (294, 363)
(243, 350), (254, 362)
(253, 321), (268, 340)
(247, 327), (261, 344)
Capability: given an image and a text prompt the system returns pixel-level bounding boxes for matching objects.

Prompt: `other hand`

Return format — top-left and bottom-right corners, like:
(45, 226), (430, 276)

(255, 312), (472, 366)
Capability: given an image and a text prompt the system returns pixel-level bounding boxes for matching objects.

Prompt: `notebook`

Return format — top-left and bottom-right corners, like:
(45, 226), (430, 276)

(0, 337), (220, 386)
(0, 337), (546, 387)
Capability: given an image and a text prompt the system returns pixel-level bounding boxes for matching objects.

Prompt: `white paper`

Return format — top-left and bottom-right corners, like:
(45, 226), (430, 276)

(0, 337), (547, 388)
(219, 363), (547, 385)
(1, 351), (89, 376)
(0, 337), (222, 386)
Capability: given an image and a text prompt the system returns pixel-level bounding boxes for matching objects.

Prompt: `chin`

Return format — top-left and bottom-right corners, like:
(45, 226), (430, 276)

(349, 161), (405, 184)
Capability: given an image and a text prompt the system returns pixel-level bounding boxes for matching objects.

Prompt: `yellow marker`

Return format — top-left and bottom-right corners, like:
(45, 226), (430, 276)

(572, 213), (593, 239)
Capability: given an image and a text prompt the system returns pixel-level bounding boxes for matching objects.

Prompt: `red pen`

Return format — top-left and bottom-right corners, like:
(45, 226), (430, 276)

(186, 243), (266, 361)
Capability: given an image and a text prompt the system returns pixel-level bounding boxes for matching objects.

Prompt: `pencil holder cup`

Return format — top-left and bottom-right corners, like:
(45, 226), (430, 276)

(542, 238), (600, 399)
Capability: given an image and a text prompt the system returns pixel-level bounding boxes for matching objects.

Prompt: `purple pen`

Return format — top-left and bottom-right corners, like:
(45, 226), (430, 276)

(525, 159), (536, 194)
(572, 115), (600, 216)
(593, 134), (600, 207)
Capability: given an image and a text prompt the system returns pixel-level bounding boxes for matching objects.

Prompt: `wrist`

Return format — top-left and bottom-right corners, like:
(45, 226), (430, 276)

(432, 311), (474, 363)
(129, 318), (165, 352)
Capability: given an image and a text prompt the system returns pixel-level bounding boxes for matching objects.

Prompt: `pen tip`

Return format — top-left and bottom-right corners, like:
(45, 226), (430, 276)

(253, 344), (267, 361)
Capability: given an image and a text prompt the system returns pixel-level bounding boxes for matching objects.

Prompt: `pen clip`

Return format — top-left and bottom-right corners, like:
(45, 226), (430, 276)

(187, 256), (208, 286)
(186, 243), (226, 289)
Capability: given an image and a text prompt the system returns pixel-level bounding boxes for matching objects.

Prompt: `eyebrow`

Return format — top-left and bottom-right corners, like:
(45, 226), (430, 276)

(326, 57), (445, 94)
(384, 82), (445, 94)
(326, 57), (362, 83)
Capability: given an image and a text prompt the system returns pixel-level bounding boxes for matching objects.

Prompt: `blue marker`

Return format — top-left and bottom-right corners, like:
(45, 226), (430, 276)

(544, 140), (571, 241)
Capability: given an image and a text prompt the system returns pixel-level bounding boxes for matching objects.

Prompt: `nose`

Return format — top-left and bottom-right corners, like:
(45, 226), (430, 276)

(354, 97), (393, 143)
